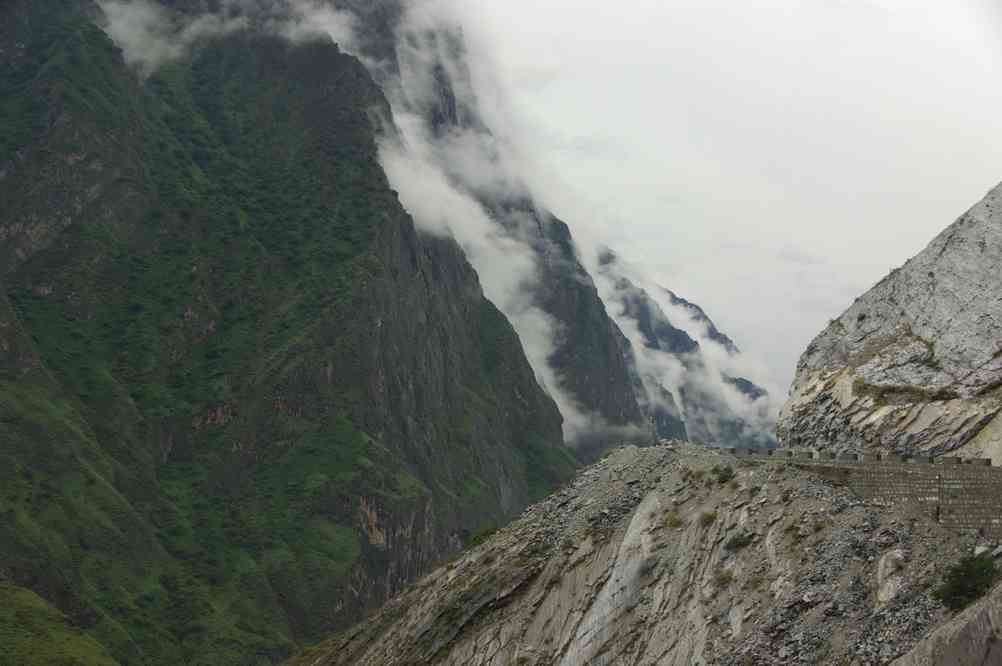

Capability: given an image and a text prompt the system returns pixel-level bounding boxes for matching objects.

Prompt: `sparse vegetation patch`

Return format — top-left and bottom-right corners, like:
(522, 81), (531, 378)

(711, 465), (736, 485)
(725, 532), (755, 551)
(933, 554), (999, 611)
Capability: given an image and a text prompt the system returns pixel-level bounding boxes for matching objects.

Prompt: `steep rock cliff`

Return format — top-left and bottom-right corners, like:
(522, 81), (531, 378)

(892, 581), (1002, 666)
(338, 0), (653, 444)
(328, 0), (779, 452)
(0, 1), (572, 662)
(597, 252), (776, 449)
(779, 183), (1002, 461)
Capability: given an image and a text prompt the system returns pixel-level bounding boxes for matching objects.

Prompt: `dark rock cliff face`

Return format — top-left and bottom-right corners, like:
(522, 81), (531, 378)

(336, 0), (776, 454)
(596, 254), (775, 449)
(0, 1), (572, 662)
(337, 1), (653, 445)
(530, 214), (649, 443)
(616, 279), (700, 356)
(663, 287), (740, 353)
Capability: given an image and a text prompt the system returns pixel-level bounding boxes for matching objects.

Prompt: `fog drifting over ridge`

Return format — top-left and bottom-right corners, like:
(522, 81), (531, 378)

(465, 0), (1002, 390)
(375, 0), (643, 441)
(371, 0), (780, 439)
(93, 1), (1002, 397)
(96, 0), (784, 442)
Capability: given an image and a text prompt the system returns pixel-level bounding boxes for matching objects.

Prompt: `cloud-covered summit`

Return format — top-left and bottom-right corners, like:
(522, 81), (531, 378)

(96, 0), (779, 448)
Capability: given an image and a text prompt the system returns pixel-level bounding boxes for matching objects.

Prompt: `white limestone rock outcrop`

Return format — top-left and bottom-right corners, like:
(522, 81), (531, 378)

(779, 182), (1002, 461)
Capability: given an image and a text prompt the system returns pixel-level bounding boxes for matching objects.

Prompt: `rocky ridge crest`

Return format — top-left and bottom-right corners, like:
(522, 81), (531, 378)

(293, 445), (982, 666)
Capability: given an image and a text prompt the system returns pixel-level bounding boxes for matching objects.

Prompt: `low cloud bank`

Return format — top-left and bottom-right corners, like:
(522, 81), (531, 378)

(593, 251), (779, 445)
(96, 0), (361, 76)
(374, 0), (615, 442)
(95, 0), (779, 446)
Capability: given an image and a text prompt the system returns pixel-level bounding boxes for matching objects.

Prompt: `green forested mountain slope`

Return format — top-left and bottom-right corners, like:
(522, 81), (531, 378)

(0, 1), (574, 663)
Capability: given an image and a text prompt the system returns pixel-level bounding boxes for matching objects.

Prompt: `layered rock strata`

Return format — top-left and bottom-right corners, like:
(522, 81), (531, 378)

(294, 445), (978, 666)
(780, 183), (1002, 462)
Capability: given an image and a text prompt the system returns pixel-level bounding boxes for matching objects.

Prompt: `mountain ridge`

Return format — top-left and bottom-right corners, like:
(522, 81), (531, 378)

(0, 2), (573, 660)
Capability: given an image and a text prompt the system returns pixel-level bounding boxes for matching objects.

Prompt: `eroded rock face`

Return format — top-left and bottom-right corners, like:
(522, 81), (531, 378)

(293, 446), (975, 666)
(779, 182), (1002, 461)
(892, 582), (1002, 666)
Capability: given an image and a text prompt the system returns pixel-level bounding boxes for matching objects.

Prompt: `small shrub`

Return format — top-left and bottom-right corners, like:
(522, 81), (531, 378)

(934, 554), (999, 611)
(711, 465), (735, 485)
(748, 485), (761, 497)
(699, 511), (717, 527)
(714, 568), (734, 587)
(665, 511), (684, 529)
(468, 525), (497, 548)
(725, 532), (755, 551)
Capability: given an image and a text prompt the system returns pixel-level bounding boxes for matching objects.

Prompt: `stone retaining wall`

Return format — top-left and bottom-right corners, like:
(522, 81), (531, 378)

(723, 448), (1002, 540)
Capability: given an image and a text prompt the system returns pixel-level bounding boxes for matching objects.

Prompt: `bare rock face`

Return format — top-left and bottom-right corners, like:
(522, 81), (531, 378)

(779, 182), (1002, 461)
(892, 582), (1002, 666)
(292, 446), (977, 666)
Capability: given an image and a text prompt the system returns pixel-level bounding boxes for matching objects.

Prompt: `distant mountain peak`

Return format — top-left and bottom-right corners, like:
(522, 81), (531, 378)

(661, 287), (740, 354)
(595, 247), (776, 449)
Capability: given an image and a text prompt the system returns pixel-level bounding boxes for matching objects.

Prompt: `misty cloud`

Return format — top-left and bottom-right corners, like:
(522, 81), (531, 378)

(96, 0), (248, 76)
(377, 93), (602, 441)
(256, 0), (780, 444)
(473, 0), (1002, 390)
(593, 251), (779, 445)
(272, 0), (359, 52)
(368, 1), (619, 442)
(94, 0), (783, 445)
(97, 0), (362, 77)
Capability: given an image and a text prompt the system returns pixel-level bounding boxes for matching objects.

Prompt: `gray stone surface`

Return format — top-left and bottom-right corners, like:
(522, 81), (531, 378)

(891, 582), (1002, 666)
(779, 182), (1002, 461)
(292, 445), (979, 666)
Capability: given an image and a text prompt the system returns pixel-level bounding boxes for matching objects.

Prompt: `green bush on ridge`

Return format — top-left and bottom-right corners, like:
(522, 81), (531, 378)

(933, 554), (999, 612)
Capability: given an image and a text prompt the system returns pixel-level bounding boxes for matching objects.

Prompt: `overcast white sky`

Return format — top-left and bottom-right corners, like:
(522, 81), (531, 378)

(456, 0), (1002, 392)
